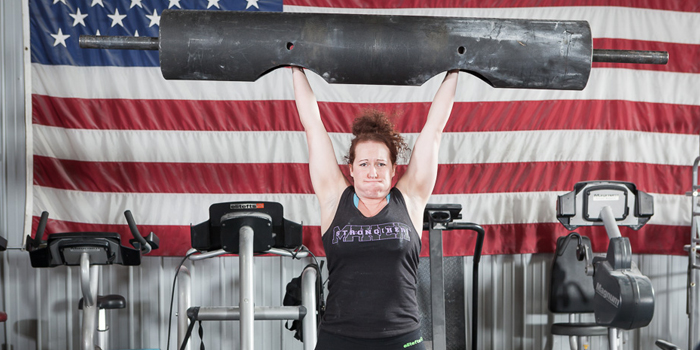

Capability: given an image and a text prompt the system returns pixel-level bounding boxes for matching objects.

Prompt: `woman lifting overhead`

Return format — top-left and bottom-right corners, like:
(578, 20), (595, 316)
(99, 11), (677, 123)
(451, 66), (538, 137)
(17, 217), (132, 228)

(292, 66), (459, 350)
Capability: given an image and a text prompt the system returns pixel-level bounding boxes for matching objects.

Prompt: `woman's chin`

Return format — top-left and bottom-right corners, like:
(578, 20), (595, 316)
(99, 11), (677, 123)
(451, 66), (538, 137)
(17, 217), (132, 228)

(357, 184), (389, 196)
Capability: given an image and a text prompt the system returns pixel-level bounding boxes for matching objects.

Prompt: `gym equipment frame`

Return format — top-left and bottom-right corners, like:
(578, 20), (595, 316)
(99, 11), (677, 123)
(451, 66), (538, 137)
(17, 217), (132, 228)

(25, 210), (159, 350)
(556, 180), (656, 350)
(423, 203), (485, 350)
(182, 201), (318, 350)
(656, 135), (700, 350)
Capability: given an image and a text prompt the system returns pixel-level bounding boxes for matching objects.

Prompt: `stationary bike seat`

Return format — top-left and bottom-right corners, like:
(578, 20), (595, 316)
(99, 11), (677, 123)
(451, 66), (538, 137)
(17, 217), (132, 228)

(79, 294), (126, 310)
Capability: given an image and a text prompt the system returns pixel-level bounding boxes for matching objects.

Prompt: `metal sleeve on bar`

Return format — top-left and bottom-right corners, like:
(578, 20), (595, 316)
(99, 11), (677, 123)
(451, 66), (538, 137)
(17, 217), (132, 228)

(592, 49), (668, 64)
(78, 35), (159, 50)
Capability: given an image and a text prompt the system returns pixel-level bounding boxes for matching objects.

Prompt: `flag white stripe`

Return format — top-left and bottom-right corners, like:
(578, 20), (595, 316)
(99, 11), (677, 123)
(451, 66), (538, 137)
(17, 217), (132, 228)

(34, 126), (697, 166)
(33, 186), (690, 227)
(31, 65), (700, 106)
(283, 5), (700, 45)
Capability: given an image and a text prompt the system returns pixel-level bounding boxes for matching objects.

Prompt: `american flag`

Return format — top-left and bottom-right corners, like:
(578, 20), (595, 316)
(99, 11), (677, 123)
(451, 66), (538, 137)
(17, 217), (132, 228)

(29, 0), (699, 257)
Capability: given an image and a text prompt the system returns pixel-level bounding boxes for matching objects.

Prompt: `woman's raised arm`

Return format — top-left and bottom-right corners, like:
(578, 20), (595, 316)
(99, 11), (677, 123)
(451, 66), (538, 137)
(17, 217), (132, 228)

(396, 70), (459, 225)
(292, 67), (349, 231)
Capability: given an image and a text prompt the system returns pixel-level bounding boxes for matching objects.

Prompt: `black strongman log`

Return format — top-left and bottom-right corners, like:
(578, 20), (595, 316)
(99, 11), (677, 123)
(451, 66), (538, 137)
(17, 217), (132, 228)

(80, 10), (668, 89)
(159, 10), (592, 89)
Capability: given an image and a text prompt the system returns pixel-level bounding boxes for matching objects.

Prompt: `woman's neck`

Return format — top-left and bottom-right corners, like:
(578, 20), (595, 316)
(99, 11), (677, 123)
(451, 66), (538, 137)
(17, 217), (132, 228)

(356, 194), (388, 217)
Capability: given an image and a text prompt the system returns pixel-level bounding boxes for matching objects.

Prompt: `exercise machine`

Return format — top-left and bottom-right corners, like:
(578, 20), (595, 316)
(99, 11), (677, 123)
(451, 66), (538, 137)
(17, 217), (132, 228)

(423, 203), (485, 350)
(25, 210), (159, 350)
(656, 135), (700, 350)
(80, 11), (666, 89)
(553, 180), (655, 350)
(181, 201), (319, 350)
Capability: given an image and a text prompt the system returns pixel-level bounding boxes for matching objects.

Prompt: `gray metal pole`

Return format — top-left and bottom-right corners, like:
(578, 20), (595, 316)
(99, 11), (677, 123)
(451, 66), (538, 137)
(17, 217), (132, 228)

(689, 153), (700, 350)
(178, 265), (191, 350)
(302, 266), (318, 350)
(429, 227), (447, 350)
(240, 226), (255, 350)
(601, 206), (623, 350)
(691, 216), (699, 350)
(608, 328), (619, 350)
(600, 206), (623, 239)
(79, 253), (99, 350)
(193, 306), (305, 320)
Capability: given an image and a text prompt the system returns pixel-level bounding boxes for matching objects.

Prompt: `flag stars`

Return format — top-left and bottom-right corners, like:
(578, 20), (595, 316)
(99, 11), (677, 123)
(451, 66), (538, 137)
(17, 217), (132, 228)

(168, 0), (182, 9)
(91, 0), (104, 7)
(145, 9), (160, 27)
(207, 0), (221, 9)
(130, 0), (144, 9)
(69, 8), (88, 27)
(51, 28), (70, 47)
(53, 0), (67, 5)
(108, 8), (127, 28)
(246, 0), (259, 9)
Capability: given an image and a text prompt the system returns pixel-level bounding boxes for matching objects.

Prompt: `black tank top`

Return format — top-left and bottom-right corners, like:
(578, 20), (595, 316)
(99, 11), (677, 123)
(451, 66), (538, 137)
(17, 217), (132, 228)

(320, 186), (422, 338)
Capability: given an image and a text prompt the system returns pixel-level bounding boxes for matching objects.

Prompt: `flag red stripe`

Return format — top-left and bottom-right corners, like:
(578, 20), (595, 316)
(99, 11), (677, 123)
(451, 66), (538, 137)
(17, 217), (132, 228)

(33, 95), (700, 134)
(34, 156), (690, 195)
(30, 217), (690, 257)
(285, 0), (700, 12)
(33, 156), (316, 194)
(592, 39), (700, 73)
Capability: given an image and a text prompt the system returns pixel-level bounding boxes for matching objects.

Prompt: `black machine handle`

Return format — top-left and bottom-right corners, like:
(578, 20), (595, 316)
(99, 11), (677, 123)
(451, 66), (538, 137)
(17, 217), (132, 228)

(454, 223), (483, 350)
(30, 211), (50, 248)
(654, 339), (681, 350)
(422, 221), (484, 263)
(124, 210), (159, 254)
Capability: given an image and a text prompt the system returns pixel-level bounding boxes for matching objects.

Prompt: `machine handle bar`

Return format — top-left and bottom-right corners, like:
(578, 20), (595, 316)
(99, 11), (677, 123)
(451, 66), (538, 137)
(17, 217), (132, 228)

(124, 210), (153, 254)
(35, 211), (50, 246)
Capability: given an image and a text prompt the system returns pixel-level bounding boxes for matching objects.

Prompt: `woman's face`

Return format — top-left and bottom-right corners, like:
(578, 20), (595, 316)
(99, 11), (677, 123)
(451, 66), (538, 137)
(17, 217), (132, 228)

(350, 141), (396, 198)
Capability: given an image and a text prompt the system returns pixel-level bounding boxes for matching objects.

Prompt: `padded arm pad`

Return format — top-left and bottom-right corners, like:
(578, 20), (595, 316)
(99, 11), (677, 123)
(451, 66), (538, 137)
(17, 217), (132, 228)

(592, 260), (654, 329)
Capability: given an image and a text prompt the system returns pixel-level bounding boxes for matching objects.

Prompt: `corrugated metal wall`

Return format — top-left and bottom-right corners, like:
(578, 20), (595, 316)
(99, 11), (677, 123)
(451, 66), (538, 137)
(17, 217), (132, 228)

(2, 2), (695, 350)
(0, 252), (694, 350)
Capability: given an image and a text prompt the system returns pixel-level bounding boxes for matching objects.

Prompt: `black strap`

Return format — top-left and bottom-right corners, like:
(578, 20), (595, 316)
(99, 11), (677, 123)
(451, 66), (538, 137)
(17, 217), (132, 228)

(198, 320), (205, 350)
(180, 307), (205, 350)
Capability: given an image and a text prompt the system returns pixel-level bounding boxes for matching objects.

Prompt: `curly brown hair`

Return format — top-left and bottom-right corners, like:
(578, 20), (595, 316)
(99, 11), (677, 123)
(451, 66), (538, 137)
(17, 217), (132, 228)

(345, 109), (409, 166)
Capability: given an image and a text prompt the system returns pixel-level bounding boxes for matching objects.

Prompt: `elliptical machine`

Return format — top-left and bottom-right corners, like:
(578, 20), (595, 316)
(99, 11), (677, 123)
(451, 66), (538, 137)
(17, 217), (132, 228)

(552, 180), (655, 350)
(25, 210), (159, 350)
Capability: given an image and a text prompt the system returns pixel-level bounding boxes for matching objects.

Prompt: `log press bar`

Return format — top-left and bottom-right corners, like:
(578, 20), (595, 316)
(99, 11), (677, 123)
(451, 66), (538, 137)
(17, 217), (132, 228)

(80, 10), (668, 90)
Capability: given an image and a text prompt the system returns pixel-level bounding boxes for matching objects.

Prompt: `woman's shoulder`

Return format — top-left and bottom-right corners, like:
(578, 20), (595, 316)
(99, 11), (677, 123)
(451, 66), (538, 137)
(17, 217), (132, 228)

(390, 187), (406, 201)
